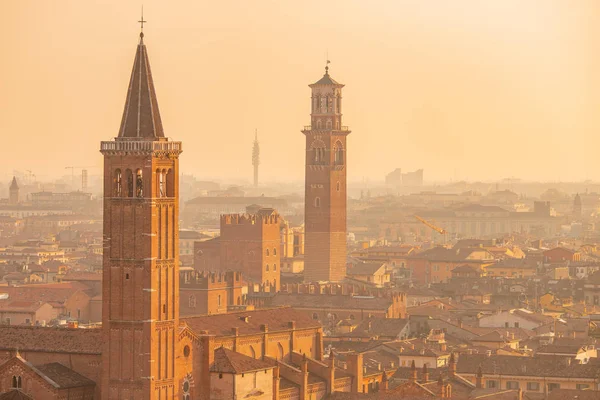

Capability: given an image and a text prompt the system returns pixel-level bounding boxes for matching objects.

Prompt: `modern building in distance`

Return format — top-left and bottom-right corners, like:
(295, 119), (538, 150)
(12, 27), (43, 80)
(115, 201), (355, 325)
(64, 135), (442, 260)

(385, 168), (424, 186)
(252, 129), (260, 187)
(302, 64), (350, 282)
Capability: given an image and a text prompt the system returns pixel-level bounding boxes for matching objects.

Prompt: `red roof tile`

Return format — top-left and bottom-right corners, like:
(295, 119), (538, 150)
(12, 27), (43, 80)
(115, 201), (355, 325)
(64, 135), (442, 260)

(210, 347), (273, 374)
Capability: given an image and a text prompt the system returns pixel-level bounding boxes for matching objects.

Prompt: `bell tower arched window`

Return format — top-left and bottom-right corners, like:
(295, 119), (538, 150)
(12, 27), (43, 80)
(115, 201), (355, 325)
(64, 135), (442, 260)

(114, 169), (122, 197)
(326, 119), (332, 130)
(126, 169), (134, 197)
(334, 141), (344, 165)
(135, 169), (143, 198)
(310, 139), (327, 165)
(158, 169), (165, 198)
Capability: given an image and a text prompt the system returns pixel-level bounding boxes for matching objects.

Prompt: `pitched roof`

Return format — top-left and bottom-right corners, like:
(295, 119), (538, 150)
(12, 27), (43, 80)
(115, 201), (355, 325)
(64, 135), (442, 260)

(34, 362), (96, 388)
(118, 33), (164, 139)
(210, 347), (273, 374)
(536, 344), (586, 355)
(0, 326), (102, 354)
(347, 262), (386, 276)
(473, 331), (516, 343)
(0, 286), (88, 305)
(0, 391), (33, 400)
(547, 389), (600, 400)
(271, 293), (394, 311)
(179, 230), (211, 240)
(183, 307), (321, 336)
(311, 68), (342, 86)
(349, 318), (409, 338)
(456, 354), (600, 378)
(0, 300), (49, 312)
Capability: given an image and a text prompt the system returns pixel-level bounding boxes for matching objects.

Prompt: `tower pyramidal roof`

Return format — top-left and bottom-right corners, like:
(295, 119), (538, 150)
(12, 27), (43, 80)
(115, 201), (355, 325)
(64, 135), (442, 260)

(9, 177), (18, 190)
(311, 65), (343, 87)
(118, 32), (165, 139)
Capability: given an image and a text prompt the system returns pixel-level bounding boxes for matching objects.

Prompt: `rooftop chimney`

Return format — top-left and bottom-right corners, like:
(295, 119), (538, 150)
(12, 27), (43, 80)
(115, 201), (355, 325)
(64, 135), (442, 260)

(421, 364), (429, 383)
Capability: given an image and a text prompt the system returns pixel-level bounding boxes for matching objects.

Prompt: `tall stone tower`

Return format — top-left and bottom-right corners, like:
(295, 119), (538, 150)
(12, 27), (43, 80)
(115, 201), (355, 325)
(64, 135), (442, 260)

(100, 31), (182, 400)
(8, 177), (19, 205)
(252, 129), (260, 187)
(302, 65), (350, 282)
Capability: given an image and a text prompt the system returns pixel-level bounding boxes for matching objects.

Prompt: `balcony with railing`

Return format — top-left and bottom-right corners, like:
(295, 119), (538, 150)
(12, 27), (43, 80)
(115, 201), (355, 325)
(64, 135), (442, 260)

(303, 125), (350, 132)
(100, 140), (183, 154)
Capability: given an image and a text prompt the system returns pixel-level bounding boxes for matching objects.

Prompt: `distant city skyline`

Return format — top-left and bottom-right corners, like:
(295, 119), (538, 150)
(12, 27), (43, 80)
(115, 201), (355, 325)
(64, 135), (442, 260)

(1, 1), (600, 182)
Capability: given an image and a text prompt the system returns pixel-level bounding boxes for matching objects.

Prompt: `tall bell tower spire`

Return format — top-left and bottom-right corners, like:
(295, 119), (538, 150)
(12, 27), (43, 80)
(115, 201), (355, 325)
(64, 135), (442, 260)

(302, 63), (350, 282)
(100, 24), (182, 399)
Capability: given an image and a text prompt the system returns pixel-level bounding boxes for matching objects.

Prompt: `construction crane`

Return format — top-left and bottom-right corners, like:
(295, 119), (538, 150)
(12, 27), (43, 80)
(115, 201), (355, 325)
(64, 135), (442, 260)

(415, 215), (448, 244)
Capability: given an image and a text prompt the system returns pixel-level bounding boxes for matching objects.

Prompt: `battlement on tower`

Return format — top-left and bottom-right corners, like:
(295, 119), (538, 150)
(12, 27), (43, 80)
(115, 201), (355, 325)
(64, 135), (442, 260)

(220, 209), (280, 226)
(181, 270), (243, 290)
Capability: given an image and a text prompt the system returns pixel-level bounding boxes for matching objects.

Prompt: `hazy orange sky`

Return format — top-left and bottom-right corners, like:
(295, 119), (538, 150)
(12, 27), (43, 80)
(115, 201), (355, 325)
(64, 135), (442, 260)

(1, 1), (599, 184)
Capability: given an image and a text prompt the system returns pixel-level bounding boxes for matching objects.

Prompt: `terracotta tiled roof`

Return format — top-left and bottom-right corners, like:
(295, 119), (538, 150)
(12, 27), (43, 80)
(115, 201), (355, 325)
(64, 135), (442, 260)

(0, 390), (33, 400)
(210, 347), (273, 374)
(349, 318), (409, 338)
(547, 389), (600, 400)
(183, 307), (321, 336)
(0, 286), (88, 305)
(536, 344), (585, 355)
(347, 262), (386, 276)
(118, 33), (164, 139)
(457, 354), (600, 378)
(0, 300), (48, 312)
(271, 293), (394, 311)
(35, 362), (96, 388)
(0, 326), (102, 354)
(61, 272), (102, 282)
(474, 331), (516, 343)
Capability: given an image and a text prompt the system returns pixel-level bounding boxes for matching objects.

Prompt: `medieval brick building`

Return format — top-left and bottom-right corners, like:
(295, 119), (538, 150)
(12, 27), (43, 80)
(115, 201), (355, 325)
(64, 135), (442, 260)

(195, 208), (282, 292)
(303, 65), (350, 283)
(0, 29), (387, 400)
(179, 270), (246, 316)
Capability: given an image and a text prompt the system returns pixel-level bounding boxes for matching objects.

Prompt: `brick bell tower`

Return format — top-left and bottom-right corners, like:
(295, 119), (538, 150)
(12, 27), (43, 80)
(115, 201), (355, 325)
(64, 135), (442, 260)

(100, 29), (182, 400)
(302, 64), (350, 282)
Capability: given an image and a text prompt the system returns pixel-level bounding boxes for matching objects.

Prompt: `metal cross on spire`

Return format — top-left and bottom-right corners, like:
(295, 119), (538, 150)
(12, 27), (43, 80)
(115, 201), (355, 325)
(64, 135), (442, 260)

(138, 6), (147, 37)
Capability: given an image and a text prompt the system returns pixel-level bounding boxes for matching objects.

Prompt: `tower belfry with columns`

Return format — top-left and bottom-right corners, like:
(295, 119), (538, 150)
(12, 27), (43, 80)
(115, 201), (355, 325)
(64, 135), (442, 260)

(100, 27), (182, 399)
(302, 64), (350, 282)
